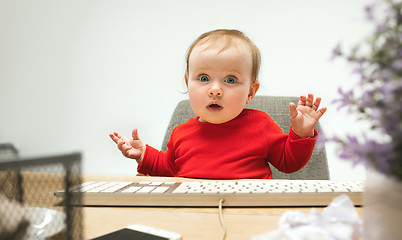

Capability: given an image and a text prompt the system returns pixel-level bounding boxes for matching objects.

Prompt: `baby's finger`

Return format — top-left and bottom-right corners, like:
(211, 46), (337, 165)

(316, 107), (327, 118)
(117, 139), (126, 150)
(109, 133), (118, 143)
(110, 132), (122, 142)
(306, 93), (314, 107)
(312, 97), (321, 111)
(114, 132), (123, 139)
(132, 128), (141, 140)
(298, 95), (307, 106)
(289, 102), (298, 119)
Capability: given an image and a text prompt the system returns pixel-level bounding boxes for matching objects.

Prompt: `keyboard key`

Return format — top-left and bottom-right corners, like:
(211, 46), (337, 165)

(139, 182), (151, 185)
(150, 187), (170, 194)
(172, 188), (187, 194)
(163, 182), (177, 185)
(135, 186), (156, 194)
(86, 182), (115, 193)
(122, 186), (141, 193)
(149, 182), (163, 186)
(102, 182), (132, 193)
(78, 182), (107, 192)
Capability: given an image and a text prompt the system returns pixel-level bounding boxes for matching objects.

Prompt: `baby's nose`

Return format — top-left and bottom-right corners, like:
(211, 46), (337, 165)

(208, 86), (223, 97)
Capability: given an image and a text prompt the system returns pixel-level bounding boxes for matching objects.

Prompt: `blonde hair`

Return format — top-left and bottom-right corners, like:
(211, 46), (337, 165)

(185, 29), (261, 84)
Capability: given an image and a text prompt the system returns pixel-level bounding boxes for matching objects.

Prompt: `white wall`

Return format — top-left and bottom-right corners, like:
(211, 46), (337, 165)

(0, 0), (370, 180)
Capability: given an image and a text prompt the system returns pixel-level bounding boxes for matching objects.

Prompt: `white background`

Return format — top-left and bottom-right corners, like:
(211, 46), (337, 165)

(1, 0), (371, 180)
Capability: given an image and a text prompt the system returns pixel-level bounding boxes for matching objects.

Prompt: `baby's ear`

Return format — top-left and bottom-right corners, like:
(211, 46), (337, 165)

(184, 73), (189, 86)
(246, 81), (260, 104)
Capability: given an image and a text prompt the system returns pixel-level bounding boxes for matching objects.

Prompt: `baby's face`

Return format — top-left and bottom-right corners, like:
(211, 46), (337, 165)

(187, 42), (259, 124)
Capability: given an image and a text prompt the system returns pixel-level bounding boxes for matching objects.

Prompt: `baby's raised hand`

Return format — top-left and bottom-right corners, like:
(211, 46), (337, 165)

(289, 94), (327, 138)
(109, 128), (145, 163)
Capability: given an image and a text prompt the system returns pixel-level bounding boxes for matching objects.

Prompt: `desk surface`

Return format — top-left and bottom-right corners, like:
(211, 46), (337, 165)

(81, 175), (363, 240)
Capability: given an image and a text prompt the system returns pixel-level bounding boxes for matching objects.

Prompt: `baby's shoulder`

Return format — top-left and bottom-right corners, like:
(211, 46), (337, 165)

(171, 117), (198, 132)
(241, 109), (276, 125)
(243, 109), (272, 120)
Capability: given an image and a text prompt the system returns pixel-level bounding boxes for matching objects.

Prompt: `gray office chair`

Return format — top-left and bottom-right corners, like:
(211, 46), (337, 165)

(161, 96), (330, 180)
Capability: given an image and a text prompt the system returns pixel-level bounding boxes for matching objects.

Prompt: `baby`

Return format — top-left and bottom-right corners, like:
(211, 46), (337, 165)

(110, 29), (327, 179)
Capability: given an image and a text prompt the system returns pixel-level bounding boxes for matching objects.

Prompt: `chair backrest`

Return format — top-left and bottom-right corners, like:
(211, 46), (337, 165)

(161, 96), (330, 180)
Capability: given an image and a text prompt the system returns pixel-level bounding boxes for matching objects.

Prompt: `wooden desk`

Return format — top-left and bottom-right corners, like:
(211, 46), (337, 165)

(81, 175), (363, 240)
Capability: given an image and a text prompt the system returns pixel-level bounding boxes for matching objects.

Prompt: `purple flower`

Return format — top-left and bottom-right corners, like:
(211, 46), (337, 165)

(331, 0), (402, 181)
(379, 69), (392, 81)
(384, 118), (399, 133)
(376, 23), (386, 33)
(392, 59), (402, 70)
(330, 43), (341, 61)
(364, 4), (374, 21)
(365, 141), (394, 174)
(333, 88), (354, 110)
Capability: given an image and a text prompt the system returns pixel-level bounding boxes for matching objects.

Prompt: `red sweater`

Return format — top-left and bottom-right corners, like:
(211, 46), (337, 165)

(138, 109), (318, 179)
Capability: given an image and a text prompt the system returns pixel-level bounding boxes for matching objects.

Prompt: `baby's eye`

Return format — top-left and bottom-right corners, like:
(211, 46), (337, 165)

(224, 77), (237, 84)
(198, 75), (210, 82)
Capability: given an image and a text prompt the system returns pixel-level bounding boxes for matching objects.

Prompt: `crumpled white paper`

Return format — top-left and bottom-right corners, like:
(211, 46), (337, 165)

(252, 195), (362, 240)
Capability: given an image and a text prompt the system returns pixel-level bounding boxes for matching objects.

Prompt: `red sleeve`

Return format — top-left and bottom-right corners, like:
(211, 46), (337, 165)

(137, 138), (178, 177)
(268, 126), (318, 173)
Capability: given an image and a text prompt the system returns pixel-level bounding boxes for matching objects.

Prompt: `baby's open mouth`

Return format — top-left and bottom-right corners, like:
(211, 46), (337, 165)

(207, 103), (223, 111)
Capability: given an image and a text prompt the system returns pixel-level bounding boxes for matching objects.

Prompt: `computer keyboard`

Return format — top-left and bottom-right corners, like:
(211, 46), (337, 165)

(54, 179), (364, 207)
